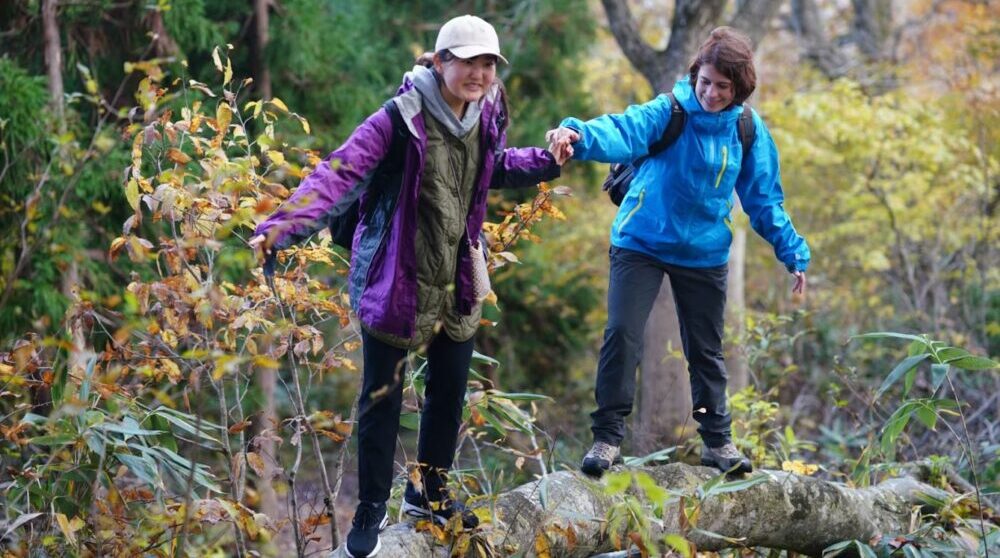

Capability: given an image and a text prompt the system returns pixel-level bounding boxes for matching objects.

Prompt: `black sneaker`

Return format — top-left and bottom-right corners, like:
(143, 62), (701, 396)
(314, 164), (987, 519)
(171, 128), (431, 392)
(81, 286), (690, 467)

(701, 441), (753, 474)
(345, 501), (389, 558)
(580, 441), (623, 477)
(401, 481), (479, 529)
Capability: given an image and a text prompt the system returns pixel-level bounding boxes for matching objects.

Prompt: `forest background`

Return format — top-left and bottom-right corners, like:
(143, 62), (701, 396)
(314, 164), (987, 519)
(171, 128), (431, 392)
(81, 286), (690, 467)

(0, 0), (997, 556)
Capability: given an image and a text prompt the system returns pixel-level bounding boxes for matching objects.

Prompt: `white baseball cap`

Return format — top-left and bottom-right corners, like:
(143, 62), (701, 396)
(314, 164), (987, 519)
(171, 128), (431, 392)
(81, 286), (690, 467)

(434, 15), (508, 64)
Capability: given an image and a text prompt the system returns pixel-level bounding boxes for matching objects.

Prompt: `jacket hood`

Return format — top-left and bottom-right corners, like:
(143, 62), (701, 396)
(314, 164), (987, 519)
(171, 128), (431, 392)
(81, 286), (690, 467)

(672, 77), (741, 133)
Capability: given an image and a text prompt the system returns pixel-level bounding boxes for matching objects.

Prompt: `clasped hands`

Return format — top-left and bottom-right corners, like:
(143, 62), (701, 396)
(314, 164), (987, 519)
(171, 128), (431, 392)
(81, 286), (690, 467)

(546, 127), (579, 166)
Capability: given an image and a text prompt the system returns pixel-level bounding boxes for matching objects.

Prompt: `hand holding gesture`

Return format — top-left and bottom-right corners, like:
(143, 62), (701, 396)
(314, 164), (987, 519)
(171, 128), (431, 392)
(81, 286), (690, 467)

(545, 127), (580, 166)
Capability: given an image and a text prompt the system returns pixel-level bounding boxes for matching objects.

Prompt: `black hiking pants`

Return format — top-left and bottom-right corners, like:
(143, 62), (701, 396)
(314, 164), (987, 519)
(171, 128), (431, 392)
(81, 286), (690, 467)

(591, 246), (732, 448)
(356, 329), (472, 504)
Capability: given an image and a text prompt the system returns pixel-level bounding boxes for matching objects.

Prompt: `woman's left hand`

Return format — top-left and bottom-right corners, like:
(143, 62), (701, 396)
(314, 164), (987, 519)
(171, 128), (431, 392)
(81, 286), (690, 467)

(792, 271), (807, 296)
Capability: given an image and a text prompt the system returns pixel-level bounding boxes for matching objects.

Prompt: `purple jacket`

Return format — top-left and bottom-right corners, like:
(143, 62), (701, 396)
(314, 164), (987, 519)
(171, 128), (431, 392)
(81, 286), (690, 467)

(255, 78), (560, 339)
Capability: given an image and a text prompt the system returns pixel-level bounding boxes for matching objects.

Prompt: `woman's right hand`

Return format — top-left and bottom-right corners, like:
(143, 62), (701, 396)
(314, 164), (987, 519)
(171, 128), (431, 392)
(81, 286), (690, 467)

(248, 234), (267, 258)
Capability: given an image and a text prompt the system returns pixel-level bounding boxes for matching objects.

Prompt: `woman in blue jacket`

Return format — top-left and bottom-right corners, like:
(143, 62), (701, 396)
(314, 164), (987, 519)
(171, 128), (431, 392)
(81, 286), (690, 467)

(547, 27), (809, 477)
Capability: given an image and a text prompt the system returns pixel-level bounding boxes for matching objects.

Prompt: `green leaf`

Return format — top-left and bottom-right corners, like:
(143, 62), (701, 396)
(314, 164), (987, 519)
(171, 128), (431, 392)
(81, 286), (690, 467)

(874, 353), (929, 401)
(663, 534), (692, 558)
(476, 405), (509, 437)
(824, 540), (875, 557)
(948, 356), (999, 370)
(603, 471), (632, 494)
(471, 350), (500, 368)
(930, 363), (949, 393)
(114, 453), (160, 489)
(149, 407), (222, 445)
(937, 347), (969, 362)
(907, 339), (929, 356)
(623, 446), (675, 466)
(914, 405), (937, 430)
(95, 422), (163, 437)
(399, 412), (420, 431)
(703, 474), (769, 496)
(852, 332), (927, 343)
(880, 405), (913, 457)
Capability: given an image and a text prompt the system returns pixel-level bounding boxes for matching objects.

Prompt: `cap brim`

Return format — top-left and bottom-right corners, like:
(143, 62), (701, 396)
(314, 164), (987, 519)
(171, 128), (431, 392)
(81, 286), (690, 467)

(447, 45), (509, 64)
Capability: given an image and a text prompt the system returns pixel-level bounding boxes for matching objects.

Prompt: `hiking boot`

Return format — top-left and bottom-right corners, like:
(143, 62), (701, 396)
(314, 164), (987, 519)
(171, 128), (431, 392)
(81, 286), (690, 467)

(701, 441), (753, 474)
(345, 501), (389, 558)
(580, 441), (623, 477)
(401, 481), (479, 529)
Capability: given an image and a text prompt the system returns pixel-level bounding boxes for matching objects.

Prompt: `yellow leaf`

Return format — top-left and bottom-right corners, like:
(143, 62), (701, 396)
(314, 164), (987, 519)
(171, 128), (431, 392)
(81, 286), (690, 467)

(299, 117), (311, 135)
(85, 78), (98, 95)
(125, 179), (140, 211)
(269, 98), (288, 113)
(224, 58), (233, 86)
(212, 46), (223, 72)
(534, 532), (552, 558)
(54, 513), (78, 546)
(216, 103), (232, 135)
(160, 359), (183, 384)
(782, 459), (819, 476)
(268, 151), (285, 166)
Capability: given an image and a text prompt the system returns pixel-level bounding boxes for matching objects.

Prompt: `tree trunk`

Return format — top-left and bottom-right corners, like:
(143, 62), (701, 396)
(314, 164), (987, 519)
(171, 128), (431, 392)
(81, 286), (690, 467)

(789, 0), (849, 78)
(603, 0), (783, 454)
(42, 0), (63, 119)
(635, 286), (692, 453)
(726, 222), (749, 392)
(329, 463), (945, 557)
(251, 0), (272, 100)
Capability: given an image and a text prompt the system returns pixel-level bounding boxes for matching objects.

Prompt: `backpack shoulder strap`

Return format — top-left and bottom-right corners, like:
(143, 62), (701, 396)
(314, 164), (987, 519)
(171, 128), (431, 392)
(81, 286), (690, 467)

(647, 92), (687, 158)
(380, 100), (409, 172)
(737, 103), (757, 159)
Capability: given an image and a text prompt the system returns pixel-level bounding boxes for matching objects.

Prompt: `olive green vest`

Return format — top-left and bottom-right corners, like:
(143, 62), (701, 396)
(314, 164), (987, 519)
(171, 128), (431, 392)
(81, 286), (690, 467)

(367, 112), (482, 349)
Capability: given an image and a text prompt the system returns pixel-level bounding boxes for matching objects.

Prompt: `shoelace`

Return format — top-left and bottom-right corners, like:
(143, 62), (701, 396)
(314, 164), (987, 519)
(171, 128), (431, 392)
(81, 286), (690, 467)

(353, 504), (383, 529)
(709, 442), (743, 459)
(587, 442), (618, 461)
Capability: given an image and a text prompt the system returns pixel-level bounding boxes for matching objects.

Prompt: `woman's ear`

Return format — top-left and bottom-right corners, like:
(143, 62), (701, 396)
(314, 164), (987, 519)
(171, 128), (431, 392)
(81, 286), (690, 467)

(432, 53), (444, 74)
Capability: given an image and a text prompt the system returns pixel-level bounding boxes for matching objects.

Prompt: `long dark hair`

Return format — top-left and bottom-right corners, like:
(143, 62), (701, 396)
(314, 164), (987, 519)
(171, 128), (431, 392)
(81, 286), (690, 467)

(687, 27), (757, 106)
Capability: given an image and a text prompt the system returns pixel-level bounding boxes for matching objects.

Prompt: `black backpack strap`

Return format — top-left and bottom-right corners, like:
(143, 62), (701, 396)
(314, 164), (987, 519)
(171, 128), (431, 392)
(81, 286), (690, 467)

(647, 92), (687, 158)
(380, 100), (408, 174)
(737, 103), (757, 159)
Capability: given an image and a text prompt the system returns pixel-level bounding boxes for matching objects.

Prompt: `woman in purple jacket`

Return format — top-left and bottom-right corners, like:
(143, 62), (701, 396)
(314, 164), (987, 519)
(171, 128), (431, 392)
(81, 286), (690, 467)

(250, 15), (564, 558)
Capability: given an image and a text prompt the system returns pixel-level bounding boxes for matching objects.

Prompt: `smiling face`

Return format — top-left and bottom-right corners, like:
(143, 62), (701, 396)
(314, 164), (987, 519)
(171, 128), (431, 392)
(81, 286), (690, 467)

(694, 64), (735, 113)
(434, 53), (497, 113)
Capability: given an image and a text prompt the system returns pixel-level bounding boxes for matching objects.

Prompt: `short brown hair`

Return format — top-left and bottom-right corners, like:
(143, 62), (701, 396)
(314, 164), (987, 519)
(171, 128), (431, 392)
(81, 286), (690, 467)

(688, 27), (756, 106)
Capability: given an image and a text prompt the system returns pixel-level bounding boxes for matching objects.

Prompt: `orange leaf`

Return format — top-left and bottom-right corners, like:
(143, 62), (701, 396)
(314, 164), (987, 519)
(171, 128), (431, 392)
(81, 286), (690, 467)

(228, 420), (252, 434)
(166, 148), (191, 165)
(246, 451), (267, 477)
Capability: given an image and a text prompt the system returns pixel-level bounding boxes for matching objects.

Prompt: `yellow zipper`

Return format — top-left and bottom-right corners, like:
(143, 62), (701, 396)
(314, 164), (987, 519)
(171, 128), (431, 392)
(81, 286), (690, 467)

(620, 188), (645, 229)
(713, 144), (728, 189)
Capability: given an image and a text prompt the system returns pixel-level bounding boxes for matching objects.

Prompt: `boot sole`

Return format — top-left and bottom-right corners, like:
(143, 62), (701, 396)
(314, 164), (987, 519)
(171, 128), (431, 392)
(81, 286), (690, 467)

(701, 457), (753, 474)
(401, 500), (447, 526)
(580, 455), (624, 477)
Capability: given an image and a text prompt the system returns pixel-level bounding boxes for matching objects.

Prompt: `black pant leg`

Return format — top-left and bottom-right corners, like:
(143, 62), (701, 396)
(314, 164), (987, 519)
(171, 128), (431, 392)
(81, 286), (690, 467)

(665, 263), (732, 446)
(416, 332), (474, 498)
(357, 330), (407, 503)
(591, 246), (665, 445)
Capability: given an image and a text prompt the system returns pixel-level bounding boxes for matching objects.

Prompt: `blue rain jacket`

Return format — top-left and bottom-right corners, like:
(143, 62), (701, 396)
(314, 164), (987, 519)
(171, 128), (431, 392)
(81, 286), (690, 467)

(560, 78), (810, 272)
